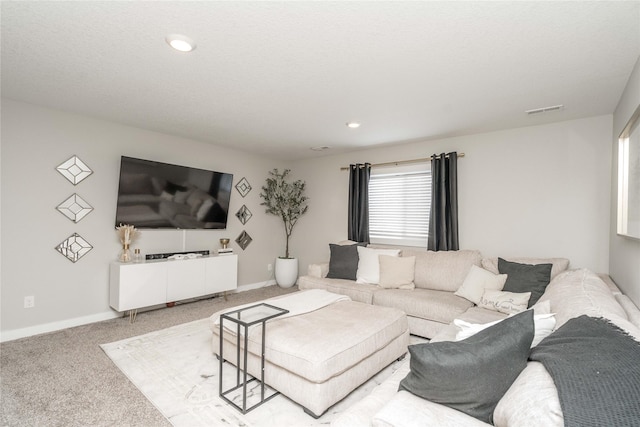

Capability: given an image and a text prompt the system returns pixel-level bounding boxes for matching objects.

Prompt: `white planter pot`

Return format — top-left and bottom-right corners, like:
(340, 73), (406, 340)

(275, 257), (298, 288)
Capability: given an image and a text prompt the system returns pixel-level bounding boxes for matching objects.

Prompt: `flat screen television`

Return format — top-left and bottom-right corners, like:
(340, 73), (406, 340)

(115, 156), (233, 229)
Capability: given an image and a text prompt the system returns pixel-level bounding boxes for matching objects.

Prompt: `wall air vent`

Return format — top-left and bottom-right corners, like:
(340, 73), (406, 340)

(526, 104), (564, 115)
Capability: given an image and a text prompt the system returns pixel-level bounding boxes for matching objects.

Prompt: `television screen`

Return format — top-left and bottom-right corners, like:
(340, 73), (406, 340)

(115, 156), (233, 229)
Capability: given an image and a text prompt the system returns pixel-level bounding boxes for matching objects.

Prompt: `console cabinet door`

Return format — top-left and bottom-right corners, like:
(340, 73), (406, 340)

(166, 258), (206, 302)
(110, 262), (167, 312)
(205, 255), (238, 294)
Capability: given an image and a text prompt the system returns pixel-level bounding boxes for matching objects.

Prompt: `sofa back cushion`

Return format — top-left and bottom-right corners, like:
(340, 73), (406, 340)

(538, 268), (628, 329)
(482, 256), (569, 279)
(402, 249), (482, 292)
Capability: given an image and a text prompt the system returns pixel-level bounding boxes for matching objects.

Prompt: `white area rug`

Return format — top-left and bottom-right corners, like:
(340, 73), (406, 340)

(101, 318), (409, 427)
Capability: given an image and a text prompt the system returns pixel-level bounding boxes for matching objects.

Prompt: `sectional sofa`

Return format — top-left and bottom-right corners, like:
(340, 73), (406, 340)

(298, 244), (640, 426)
(298, 244), (570, 339)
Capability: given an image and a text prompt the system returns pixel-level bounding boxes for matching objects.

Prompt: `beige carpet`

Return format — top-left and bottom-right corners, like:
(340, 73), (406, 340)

(0, 285), (296, 427)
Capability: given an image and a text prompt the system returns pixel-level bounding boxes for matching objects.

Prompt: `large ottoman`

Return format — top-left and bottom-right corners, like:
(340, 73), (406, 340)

(209, 290), (409, 417)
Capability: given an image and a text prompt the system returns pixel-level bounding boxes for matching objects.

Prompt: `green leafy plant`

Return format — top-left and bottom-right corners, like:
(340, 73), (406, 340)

(260, 169), (309, 259)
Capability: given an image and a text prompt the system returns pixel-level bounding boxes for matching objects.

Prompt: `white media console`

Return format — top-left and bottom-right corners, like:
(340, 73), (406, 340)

(109, 254), (238, 312)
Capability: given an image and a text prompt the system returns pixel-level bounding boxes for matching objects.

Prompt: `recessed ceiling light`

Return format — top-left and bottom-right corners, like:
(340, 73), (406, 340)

(346, 122), (361, 129)
(165, 34), (196, 52)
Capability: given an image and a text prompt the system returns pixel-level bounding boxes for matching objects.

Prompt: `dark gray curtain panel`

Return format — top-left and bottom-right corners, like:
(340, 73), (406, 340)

(348, 163), (371, 243)
(428, 152), (459, 251)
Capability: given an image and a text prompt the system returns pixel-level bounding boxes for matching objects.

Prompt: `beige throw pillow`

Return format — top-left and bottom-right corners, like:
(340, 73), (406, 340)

(455, 265), (508, 305)
(356, 246), (401, 284)
(479, 289), (531, 315)
(378, 255), (416, 289)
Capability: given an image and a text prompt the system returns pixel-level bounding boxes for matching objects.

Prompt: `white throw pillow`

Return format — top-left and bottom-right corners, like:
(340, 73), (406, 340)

(378, 255), (416, 289)
(530, 299), (551, 315)
(356, 246), (401, 284)
(455, 265), (508, 305)
(479, 289), (531, 315)
(454, 311), (556, 348)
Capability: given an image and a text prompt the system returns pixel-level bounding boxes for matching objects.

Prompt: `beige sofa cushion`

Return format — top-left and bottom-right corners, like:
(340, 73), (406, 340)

(373, 390), (490, 427)
(537, 268), (628, 328)
(403, 249), (482, 292)
(374, 288), (473, 324)
(482, 257), (569, 279)
(298, 274), (379, 304)
(493, 362), (564, 427)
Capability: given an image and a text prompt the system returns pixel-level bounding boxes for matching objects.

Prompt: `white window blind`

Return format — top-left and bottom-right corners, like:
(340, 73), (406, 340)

(369, 165), (431, 247)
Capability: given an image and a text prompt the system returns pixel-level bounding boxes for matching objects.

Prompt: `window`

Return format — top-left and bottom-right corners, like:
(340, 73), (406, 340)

(369, 163), (431, 247)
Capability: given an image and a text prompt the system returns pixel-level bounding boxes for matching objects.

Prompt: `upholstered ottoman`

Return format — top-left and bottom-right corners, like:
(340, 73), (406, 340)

(210, 290), (409, 417)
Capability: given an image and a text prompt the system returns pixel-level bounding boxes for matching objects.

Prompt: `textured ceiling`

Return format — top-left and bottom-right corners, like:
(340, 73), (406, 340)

(2, 1), (639, 160)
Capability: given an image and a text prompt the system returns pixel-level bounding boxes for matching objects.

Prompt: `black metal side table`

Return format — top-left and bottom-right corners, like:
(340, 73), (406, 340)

(218, 302), (289, 413)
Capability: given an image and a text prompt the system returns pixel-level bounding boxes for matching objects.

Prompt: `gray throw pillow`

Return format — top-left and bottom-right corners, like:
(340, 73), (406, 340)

(326, 243), (361, 280)
(398, 310), (534, 424)
(499, 258), (552, 307)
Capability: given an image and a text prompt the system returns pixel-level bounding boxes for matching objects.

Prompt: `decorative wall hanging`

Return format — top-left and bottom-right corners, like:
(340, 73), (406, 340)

(56, 193), (93, 223)
(55, 233), (93, 263)
(235, 205), (253, 225)
(235, 230), (253, 250)
(235, 177), (252, 198)
(56, 155), (93, 185)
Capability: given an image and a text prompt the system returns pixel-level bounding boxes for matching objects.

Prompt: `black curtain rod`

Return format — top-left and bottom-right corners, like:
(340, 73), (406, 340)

(340, 152), (465, 171)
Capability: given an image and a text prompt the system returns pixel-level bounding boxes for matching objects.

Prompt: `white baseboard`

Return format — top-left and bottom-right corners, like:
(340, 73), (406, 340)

(235, 280), (277, 292)
(0, 311), (121, 343)
(0, 280), (280, 343)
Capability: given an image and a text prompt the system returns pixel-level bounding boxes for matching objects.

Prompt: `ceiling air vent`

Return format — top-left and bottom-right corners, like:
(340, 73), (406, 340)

(526, 104), (564, 115)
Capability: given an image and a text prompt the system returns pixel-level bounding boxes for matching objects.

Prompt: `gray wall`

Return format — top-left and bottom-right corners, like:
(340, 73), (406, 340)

(2, 92), (634, 340)
(1, 99), (286, 339)
(292, 116), (614, 291)
(610, 57), (640, 305)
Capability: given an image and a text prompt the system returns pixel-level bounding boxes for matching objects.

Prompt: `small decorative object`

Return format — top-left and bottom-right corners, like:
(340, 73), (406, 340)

(235, 230), (253, 250)
(235, 205), (252, 225)
(218, 238), (233, 254)
(133, 248), (143, 263)
(56, 155), (93, 185)
(235, 177), (252, 197)
(260, 169), (308, 288)
(55, 233), (93, 263)
(56, 193), (93, 223)
(116, 223), (139, 263)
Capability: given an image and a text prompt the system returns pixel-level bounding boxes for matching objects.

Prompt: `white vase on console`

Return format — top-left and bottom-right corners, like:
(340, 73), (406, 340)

(275, 257), (298, 288)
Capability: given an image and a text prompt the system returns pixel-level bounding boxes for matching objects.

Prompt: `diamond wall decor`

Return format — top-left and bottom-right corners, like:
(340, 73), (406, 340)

(56, 194), (93, 223)
(55, 233), (93, 263)
(235, 177), (252, 198)
(56, 155), (93, 185)
(235, 205), (253, 225)
(235, 230), (253, 250)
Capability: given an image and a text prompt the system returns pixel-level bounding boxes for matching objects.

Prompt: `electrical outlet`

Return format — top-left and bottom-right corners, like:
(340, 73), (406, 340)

(267, 263), (273, 272)
(24, 296), (35, 309)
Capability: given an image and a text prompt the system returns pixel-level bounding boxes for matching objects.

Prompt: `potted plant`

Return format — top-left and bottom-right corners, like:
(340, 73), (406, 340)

(260, 169), (309, 287)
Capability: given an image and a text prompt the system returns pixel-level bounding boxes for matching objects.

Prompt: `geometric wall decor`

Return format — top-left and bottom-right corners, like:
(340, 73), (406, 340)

(235, 204), (252, 225)
(56, 155), (93, 185)
(235, 230), (253, 250)
(55, 233), (93, 263)
(56, 194), (94, 223)
(235, 177), (252, 198)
